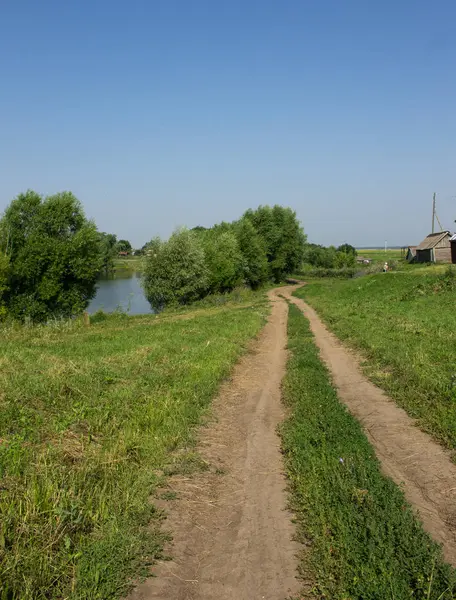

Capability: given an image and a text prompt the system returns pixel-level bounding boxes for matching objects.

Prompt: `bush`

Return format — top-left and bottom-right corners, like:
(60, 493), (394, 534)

(0, 190), (102, 322)
(296, 266), (357, 279)
(143, 229), (209, 310)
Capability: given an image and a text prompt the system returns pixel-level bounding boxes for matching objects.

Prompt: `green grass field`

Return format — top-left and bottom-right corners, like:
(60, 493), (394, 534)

(294, 269), (456, 450)
(357, 248), (403, 261)
(281, 303), (456, 599)
(113, 256), (145, 272)
(0, 293), (268, 599)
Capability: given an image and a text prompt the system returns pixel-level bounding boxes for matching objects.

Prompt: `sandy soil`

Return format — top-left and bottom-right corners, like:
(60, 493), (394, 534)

(127, 288), (303, 600)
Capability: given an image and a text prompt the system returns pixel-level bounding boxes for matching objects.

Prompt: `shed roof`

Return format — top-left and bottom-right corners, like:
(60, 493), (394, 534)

(450, 234), (456, 242)
(416, 231), (451, 251)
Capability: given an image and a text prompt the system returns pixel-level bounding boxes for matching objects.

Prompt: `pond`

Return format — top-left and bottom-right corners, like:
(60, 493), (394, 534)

(88, 271), (153, 315)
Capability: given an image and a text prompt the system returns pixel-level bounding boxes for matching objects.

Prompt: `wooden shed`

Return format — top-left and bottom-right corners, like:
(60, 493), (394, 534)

(405, 246), (417, 263)
(415, 231), (452, 263)
(450, 234), (456, 264)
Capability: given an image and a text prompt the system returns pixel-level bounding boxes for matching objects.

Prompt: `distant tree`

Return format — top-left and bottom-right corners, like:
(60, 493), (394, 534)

(201, 231), (244, 293)
(99, 232), (118, 272)
(234, 218), (268, 289)
(117, 239), (132, 253)
(337, 243), (357, 257)
(0, 190), (102, 322)
(143, 229), (209, 310)
(243, 205), (306, 282)
(303, 244), (337, 268)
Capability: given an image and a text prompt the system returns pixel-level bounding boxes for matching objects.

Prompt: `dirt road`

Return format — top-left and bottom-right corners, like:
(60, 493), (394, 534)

(128, 288), (302, 600)
(284, 290), (456, 566)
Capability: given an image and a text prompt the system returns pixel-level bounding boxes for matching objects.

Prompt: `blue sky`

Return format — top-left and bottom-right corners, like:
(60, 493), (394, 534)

(1, 0), (455, 247)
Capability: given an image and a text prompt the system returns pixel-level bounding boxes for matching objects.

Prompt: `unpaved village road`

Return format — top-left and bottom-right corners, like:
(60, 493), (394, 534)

(129, 285), (456, 600)
(284, 289), (456, 567)
(128, 288), (302, 600)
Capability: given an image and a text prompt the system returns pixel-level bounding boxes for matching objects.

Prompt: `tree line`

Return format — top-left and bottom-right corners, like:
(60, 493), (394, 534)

(0, 191), (306, 321)
(143, 205), (305, 310)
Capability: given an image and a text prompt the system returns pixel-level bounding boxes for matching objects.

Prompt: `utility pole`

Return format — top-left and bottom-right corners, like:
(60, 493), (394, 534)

(432, 192), (436, 234)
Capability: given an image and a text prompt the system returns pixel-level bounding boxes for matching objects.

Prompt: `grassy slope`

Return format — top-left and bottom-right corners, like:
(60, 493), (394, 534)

(281, 303), (456, 599)
(0, 294), (268, 599)
(295, 271), (456, 449)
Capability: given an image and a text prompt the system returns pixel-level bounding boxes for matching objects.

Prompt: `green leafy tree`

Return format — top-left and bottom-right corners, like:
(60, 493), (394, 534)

(337, 243), (357, 257)
(234, 218), (268, 288)
(303, 244), (337, 268)
(243, 205), (306, 282)
(117, 239), (132, 253)
(0, 251), (10, 318)
(0, 190), (102, 321)
(201, 231), (244, 293)
(143, 229), (209, 310)
(99, 232), (118, 273)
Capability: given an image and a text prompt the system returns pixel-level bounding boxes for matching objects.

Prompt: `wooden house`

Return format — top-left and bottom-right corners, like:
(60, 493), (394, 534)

(415, 231), (452, 263)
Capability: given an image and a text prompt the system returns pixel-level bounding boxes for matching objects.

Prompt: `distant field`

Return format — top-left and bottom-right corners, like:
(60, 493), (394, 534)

(357, 248), (403, 261)
(113, 256), (144, 271)
(294, 270), (456, 450)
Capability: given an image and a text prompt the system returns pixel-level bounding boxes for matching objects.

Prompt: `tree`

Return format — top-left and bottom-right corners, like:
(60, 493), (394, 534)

(234, 218), (268, 288)
(303, 244), (337, 268)
(243, 205), (306, 282)
(0, 252), (10, 319)
(143, 229), (209, 310)
(0, 190), (102, 322)
(201, 231), (244, 293)
(117, 239), (132, 253)
(337, 243), (357, 257)
(99, 232), (118, 273)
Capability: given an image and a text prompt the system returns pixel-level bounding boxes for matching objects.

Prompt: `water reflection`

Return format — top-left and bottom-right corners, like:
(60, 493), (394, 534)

(88, 272), (153, 315)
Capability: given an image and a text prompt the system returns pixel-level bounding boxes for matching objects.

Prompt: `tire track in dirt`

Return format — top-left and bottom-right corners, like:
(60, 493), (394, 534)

(127, 288), (303, 600)
(285, 289), (456, 566)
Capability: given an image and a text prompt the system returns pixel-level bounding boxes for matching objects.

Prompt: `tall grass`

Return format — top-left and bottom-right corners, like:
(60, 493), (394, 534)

(295, 269), (456, 449)
(281, 304), (456, 599)
(0, 295), (268, 599)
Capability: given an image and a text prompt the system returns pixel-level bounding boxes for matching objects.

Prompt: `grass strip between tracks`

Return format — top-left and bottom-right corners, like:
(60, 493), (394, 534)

(281, 303), (456, 599)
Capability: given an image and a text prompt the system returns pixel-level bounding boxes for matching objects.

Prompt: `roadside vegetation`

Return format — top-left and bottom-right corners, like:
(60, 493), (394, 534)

(0, 291), (269, 599)
(143, 205), (305, 311)
(281, 303), (456, 599)
(295, 268), (456, 449)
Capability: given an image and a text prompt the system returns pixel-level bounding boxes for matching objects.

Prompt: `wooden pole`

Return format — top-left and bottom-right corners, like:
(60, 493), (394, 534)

(432, 192), (436, 234)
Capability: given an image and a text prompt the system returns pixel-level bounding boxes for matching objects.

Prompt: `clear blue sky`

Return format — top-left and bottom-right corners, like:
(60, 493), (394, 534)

(1, 0), (455, 247)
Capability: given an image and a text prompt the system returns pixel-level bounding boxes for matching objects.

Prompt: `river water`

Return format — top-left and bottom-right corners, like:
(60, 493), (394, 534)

(88, 272), (153, 315)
